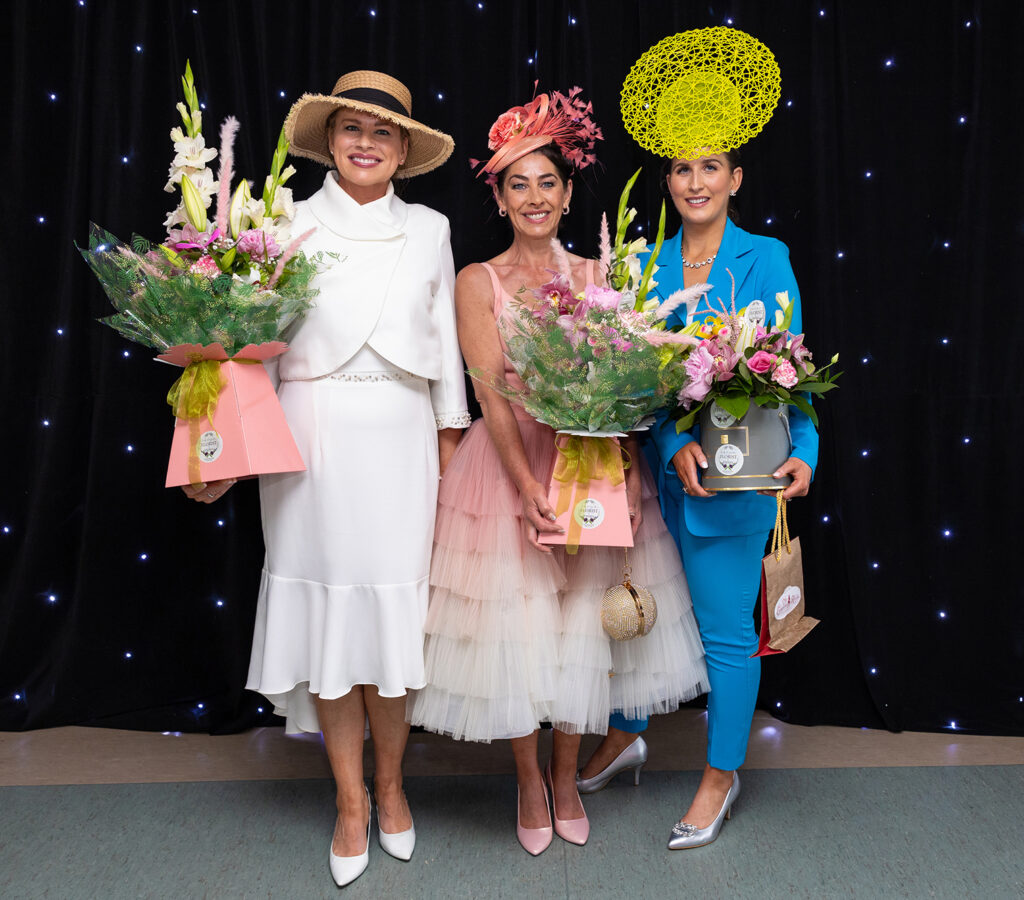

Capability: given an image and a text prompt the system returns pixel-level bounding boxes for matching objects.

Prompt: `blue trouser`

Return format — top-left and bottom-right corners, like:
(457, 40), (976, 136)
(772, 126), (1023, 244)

(610, 517), (767, 770)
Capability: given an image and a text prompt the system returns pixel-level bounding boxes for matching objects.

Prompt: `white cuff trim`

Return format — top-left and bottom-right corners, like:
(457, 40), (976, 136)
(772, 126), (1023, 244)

(435, 411), (472, 430)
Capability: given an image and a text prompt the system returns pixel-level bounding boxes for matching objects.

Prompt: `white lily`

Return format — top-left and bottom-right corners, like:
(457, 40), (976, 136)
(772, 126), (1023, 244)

(179, 174), (208, 232)
(228, 180), (251, 239)
(774, 291), (792, 328)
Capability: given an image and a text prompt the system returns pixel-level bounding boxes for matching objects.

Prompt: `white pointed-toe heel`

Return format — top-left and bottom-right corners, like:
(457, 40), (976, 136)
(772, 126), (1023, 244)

(377, 795), (416, 861)
(329, 785), (371, 886)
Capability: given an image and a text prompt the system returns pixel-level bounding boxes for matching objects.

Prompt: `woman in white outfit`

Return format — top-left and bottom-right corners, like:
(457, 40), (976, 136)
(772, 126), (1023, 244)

(186, 71), (469, 887)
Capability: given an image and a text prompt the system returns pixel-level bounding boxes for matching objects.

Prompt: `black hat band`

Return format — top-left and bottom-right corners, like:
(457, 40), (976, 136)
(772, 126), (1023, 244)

(334, 87), (409, 118)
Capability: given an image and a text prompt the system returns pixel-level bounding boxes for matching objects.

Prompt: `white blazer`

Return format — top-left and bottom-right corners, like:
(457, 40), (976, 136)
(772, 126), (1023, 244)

(277, 173), (469, 428)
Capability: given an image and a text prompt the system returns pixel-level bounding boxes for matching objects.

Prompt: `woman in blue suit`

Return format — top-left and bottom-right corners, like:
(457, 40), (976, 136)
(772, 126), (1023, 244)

(578, 151), (819, 848)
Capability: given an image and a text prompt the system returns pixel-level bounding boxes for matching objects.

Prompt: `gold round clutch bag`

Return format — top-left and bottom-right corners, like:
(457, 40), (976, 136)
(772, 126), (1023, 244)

(601, 550), (658, 641)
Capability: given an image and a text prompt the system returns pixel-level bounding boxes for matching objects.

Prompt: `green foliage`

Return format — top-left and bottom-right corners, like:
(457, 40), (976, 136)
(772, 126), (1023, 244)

(78, 224), (320, 356)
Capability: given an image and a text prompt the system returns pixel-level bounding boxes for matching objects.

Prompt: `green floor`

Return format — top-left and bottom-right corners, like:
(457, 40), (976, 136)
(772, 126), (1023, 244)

(2, 768), (1022, 899)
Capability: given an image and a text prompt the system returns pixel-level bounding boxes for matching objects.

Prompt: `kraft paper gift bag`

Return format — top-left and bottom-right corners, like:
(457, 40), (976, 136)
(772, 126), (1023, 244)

(753, 493), (820, 657)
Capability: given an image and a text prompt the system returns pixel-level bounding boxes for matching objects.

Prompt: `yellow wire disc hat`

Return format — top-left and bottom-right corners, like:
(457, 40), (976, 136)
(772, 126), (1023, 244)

(621, 26), (781, 159)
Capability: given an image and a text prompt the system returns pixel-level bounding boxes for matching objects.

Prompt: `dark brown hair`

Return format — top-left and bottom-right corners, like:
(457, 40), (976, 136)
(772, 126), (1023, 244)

(495, 142), (573, 192)
(661, 149), (742, 221)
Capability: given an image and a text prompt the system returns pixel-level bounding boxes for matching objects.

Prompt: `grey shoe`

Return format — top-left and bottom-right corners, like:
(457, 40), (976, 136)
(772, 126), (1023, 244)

(667, 772), (740, 850)
(576, 735), (648, 794)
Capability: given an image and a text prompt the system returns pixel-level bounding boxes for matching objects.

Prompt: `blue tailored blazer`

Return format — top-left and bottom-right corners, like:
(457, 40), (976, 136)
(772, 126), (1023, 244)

(643, 218), (820, 537)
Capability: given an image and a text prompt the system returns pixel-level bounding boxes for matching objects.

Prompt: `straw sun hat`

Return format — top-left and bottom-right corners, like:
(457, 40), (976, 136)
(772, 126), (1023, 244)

(284, 70), (454, 178)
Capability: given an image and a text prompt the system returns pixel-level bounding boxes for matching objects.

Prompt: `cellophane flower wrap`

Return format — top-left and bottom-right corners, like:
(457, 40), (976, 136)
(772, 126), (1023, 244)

(473, 170), (706, 434)
(669, 276), (841, 432)
(78, 61), (324, 357)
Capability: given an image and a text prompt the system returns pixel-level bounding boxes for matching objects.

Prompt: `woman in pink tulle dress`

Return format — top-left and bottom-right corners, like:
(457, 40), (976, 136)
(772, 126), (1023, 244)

(408, 90), (708, 856)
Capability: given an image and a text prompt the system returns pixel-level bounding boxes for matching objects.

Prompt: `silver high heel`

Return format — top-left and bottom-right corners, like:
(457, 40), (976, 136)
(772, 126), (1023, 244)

(576, 735), (648, 794)
(667, 771), (740, 850)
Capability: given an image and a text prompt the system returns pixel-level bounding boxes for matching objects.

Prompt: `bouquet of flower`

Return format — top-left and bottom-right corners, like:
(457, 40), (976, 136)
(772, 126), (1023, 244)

(79, 61), (322, 356)
(77, 62), (324, 487)
(478, 170), (705, 434)
(670, 281), (841, 433)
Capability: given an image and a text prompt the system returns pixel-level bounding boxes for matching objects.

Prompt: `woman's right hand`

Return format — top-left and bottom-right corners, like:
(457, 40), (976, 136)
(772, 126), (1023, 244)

(181, 478), (236, 503)
(520, 480), (565, 553)
(671, 442), (714, 498)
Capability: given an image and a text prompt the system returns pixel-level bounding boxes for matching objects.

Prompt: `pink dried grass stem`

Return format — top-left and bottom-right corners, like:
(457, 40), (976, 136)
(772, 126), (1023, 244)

(550, 238), (573, 290)
(117, 245), (167, 280)
(267, 227), (315, 288)
(654, 283), (711, 321)
(643, 330), (701, 347)
(598, 212), (612, 280)
(214, 116), (240, 237)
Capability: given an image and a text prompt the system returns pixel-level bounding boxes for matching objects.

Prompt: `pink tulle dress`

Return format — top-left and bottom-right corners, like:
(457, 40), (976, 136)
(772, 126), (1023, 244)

(408, 263), (708, 742)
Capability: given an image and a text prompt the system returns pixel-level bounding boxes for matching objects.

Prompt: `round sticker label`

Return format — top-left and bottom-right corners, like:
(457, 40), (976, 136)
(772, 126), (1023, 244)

(573, 498), (605, 530)
(197, 430), (224, 463)
(774, 585), (802, 620)
(745, 299), (766, 327)
(709, 401), (737, 428)
(714, 443), (744, 475)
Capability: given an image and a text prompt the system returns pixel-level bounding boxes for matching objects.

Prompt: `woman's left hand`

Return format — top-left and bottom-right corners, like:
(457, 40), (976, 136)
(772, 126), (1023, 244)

(760, 457), (812, 499)
(438, 428), (462, 477)
(625, 456), (643, 536)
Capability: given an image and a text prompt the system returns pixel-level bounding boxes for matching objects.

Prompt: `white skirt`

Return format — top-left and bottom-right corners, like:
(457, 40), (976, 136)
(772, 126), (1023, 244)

(246, 347), (439, 733)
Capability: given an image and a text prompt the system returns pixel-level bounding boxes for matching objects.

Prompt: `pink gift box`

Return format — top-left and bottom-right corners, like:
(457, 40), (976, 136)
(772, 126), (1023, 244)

(538, 435), (634, 550)
(159, 342), (306, 488)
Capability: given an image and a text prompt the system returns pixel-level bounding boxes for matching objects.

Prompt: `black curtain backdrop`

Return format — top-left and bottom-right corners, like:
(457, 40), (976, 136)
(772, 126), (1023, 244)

(3, 0), (1021, 737)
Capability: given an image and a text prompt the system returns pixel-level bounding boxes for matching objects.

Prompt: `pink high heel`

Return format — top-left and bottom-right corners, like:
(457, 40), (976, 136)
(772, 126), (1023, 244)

(546, 762), (590, 845)
(516, 783), (553, 856)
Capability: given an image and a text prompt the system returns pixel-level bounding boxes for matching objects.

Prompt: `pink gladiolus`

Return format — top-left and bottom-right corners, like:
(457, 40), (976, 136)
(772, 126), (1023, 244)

(772, 359), (799, 389)
(747, 350), (776, 374)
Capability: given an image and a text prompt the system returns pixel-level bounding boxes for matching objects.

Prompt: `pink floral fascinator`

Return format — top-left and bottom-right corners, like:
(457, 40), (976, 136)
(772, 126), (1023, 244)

(471, 86), (603, 181)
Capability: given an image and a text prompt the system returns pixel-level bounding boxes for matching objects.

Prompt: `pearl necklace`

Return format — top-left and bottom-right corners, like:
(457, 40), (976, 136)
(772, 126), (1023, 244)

(680, 246), (716, 269)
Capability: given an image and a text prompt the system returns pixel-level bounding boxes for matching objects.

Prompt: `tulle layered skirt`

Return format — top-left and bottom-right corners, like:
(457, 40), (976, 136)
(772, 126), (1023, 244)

(408, 414), (708, 742)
